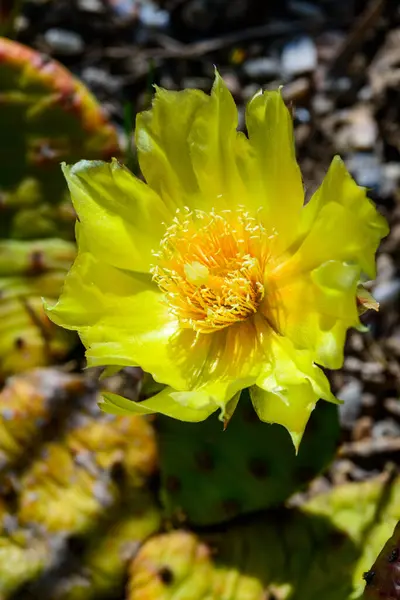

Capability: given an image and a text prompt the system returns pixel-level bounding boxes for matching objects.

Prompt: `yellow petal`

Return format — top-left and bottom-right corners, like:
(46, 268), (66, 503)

(187, 71), (248, 208)
(251, 332), (338, 448)
(136, 87), (207, 208)
(100, 388), (218, 422)
(45, 245), (191, 391)
(268, 260), (361, 368)
(62, 159), (171, 273)
(256, 333), (336, 403)
(288, 157), (388, 279)
(249, 382), (318, 452)
(90, 314), (263, 418)
(245, 88), (304, 253)
(136, 71), (256, 214)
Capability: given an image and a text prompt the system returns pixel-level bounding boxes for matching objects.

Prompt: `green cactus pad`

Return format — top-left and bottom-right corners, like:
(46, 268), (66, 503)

(0, 368), (86, 472)
(0, 36), (119, 240)
(0, 37), (120, 377)
(157, 390), (340, 525)
(0, 238), (76, 378)
(30, 495), (161, 600)
(362, 520), (400, 599)
(17, 391), (158, 535)
(128, 475), (400, 600)
(0, 498), (52, 598)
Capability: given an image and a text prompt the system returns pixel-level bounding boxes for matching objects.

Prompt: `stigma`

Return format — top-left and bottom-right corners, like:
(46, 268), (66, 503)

(151, 207), (270, 333)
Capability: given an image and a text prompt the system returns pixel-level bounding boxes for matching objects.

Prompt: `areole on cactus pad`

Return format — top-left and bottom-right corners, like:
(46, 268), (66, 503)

(45, 72), (388, 447)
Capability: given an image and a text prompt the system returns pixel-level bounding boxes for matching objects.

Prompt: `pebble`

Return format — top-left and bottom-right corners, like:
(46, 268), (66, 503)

(77, 0), (105, 12)
(295, 107), (311, 123)
(384, 398), (400, 417)
(380, 163), (400, 198)
(338, 378), (363, 428)
(352, 416), (373, 442)
(44, 28), (84, 55)
(281, 36), (317, 77)
(242, 57), (281, 80)
(107, 0), (138, 18)
(140, 0), (170, 27)
(361, 361), (385, 382)
(373, 279), (400, 309)
(288, 0), (324, 21)
(344, 356), (363, 373)
(376, 253), (396, 285)
(312, 94), (334, 116)
(345, 152), (382, 190)
(386, 334), (400, 357)
(81, 67), (122, 94)
(372, 419), (400, 439)
(345, 106), (378, 151)
(349, 333), (364, 353)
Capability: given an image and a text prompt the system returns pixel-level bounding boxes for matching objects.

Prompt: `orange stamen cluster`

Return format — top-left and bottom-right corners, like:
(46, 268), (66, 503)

(151, 207), (271, 333)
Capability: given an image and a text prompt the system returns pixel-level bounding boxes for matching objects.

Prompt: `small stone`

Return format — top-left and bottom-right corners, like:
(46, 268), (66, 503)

(344, 356), (363, 373)
(362, 393), (375, 409)
(107, 0), (138, 18)
(345, 106), (378, 151)
(349, 333), (364, 353)
(384, 398), (400, 417)
(352, 416), (373, 442)
(44, 29), (84, 55)
(77, 0), (104, 11)
(242, 57), (280, 79)
(282, 37), (317, 77)
(380, 163), (400, 198)
(288, 0), (324, 21)
(312, 94), (334, 116)
(81, 67), (122, 94)
(373, 279), (400, 309)
(140, 0), (169, 27)
(361, 361), (385, 382)
(295, 107), (311, 123)
(372, 419), (400, 440)
(345, 152), (382, 190)
(376, 254), (396, 285)
(338, 379), (363, 428)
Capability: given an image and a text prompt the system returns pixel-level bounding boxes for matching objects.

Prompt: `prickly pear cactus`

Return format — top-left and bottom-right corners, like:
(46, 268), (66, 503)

(0, 367), (85, 472)
(0, 369), (161, 600)
(0, 506), (51, 599)
(362, 521), (400, 599)
(0, 37), (120, 378)
(0, 36), (119, 240)
(128, 475), (400, 600)
(157, 390), (340, 525)
(0, 239), (76, 378)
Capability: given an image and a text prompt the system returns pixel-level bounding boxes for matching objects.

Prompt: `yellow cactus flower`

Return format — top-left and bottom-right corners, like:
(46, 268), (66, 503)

(46, 73), (388, 449)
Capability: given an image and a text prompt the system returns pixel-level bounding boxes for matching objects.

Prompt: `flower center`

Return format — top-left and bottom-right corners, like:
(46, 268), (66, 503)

(151, 207), (270, 334)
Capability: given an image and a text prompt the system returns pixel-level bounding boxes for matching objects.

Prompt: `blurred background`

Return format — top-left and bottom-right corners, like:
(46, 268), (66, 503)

(1, 1), (400, 599)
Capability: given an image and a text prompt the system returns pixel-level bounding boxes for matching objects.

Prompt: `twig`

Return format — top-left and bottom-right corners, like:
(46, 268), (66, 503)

(105, 19), (313, 61)
(328, 0), (386, 75)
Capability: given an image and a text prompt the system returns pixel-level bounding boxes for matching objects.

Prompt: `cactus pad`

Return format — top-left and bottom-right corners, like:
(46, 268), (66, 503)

(129, 475), (400, 600)
(0, 369), (161, 599)
(0, 368), (86, 472)
(0, 36), (119, 241)
(157, 390), (340, 525)
(17, 396), (158, 535)
(362, 520), (400, 599)
(0, 37), (120, 377)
